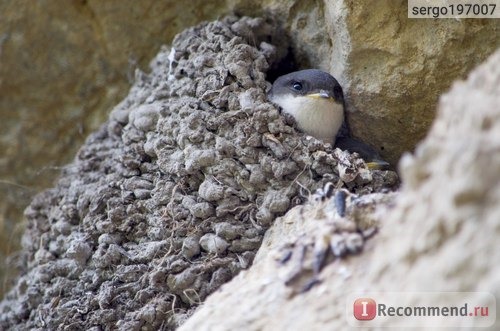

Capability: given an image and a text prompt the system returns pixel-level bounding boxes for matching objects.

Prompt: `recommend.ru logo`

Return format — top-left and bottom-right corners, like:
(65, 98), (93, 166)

(347, 292), (496, 328)
(353, 298), (377, 320)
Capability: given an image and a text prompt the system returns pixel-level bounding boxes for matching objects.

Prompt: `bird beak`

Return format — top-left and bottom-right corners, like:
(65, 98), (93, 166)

(306, 90), (333, 100)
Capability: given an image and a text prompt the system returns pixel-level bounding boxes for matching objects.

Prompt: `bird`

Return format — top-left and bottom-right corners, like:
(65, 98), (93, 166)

(268, 69), (345, 145)
(268, 69), (389, 170)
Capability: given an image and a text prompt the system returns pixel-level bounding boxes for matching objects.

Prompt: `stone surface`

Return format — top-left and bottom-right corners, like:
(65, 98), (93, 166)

(0, 0), (230, 293)
(231, 0), (500, 164)
(1, 0), (498, 298)
(0, 17), (397, 331)
(179, 190), (396, 331)
(179, 48), (500, 330)
(325, 1), (500, 165)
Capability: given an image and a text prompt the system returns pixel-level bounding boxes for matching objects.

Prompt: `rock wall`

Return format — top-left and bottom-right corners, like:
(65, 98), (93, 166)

(0, 0), (231, 291)
(1, 0), (498, 313)
(0, 16), (397, 330)
(179, 48), (500, 331)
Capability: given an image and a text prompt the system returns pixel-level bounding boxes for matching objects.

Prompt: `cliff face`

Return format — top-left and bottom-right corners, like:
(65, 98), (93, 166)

(0, 0), (231, 288)
(1, 1), (499, 329)
(180, 48), (500, 331)
(0, 16), (396, 330)
(0, 3), (497, 272)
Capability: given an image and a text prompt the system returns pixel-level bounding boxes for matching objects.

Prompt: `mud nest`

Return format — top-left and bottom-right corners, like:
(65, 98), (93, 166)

(0, 16), (398, 330)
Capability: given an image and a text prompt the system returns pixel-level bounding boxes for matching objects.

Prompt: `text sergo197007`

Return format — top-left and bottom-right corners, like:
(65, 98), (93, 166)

(408, 0), (500, 18)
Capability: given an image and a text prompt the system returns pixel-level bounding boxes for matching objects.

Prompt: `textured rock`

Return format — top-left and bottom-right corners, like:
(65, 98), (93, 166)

(2, 0), (498, 297)
(179, 190), (396, 331)
(0, 17), (397, 331)
(231, 0), (500, 164)
(0, 0), (230, 292)
(333, 2), (500, 166)
(179, 49), (500, 330)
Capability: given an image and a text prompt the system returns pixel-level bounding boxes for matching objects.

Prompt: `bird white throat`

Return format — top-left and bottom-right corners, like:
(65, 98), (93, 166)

(271, 93), (344, 144)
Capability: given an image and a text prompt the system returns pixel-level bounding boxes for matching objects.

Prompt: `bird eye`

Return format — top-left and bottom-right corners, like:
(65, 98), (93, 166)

(292, 82), (303, 91)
